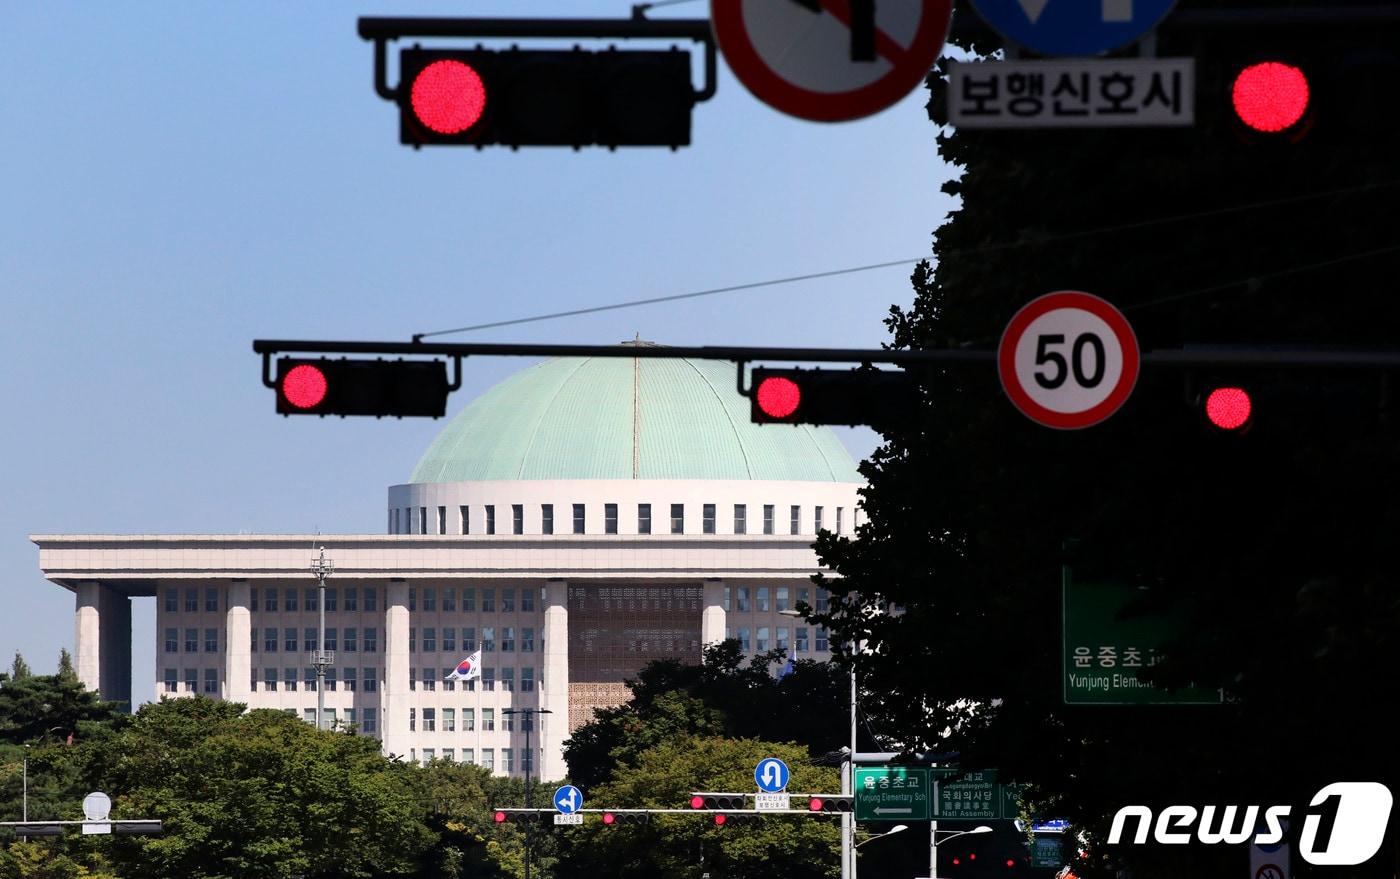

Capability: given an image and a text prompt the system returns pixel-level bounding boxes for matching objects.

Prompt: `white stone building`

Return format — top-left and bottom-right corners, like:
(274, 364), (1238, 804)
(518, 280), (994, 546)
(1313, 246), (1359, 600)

(33, 352), (862, 781)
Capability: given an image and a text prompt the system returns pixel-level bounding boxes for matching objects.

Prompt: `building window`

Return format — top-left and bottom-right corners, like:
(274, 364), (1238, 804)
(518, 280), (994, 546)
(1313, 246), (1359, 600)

(163, 669), (177, 692)
(482, 590), (495, 613)
(344, 628), (357, 652)
(305, 628), (318, 652)
(305, 589), (318, 613)
(185, 589), (198, 613)
(164, 628), (178, 653)
(462, 588), (476, 612)
(736, 587), (750, 613)
(262, 628), (276, 653)
(482, 627), (495, 652)
(325, 668), (337, 691)
(816, 589), (829, 613)
(513, 504), (524, 535)
(442, 667), (455, 691)
(703, 503), (716, 534)
(251, 628), (258, 653)
(763, 505), (775, 535)
(364, 627), (378, 652)
(424, 588), (437, 612)
(777, 627), (790, 650)
(444, 708), (456, 732)
(184, 628), (198, 653)
(443, 588), (456, 612)
(482, 749), (495, 772)
(737, 628), (751, 652)
(638, 503), (651, 534)
(503, 748), (514, 773)
(502, 589), (515, 613)
(285, 589), (298, 612)
(604, 503), (618, 534)
(263, 668), (278, 691)
(460, 505), (470, 535)
(443, 749), (454, 763)
(836, 507), (844, 534)
(461, 627), (475, 652)
(184, 669), (198, 692)
(325, 589), (337, 612)
(443, 627), (456, 653)
(164, 588), (177, 613)
(364, 589), (377, 612)
(438, 505), (447, 534)
(343, 708), (356, 730)
(541, 504), (553, 535)
(500, 667), (515, 691)
(816, 628), (830, 652)
(409, 628), (416, 653)
(420, 507), (427, 534)
(343, 667), (357, 691)
(572, 503), (585, 534)
(409, 708), (416, 731)
(486, 505), (496, 535)
(795, 627), (809, 653)
(424, 628), (437, 652)
(482, 668), (495, 691)
(501, 628), (515, 652)
(362, 707), (377, 734)
(424, 708), (436, 732)
(363, 667), (378, 692)
(463, 708), (475, 732)
(734, 504), (746, 534)
(285, 628), (298, 653)
(205, 588), (219, 613)
(671, 503), (684, 534)
(325, 628), (338, 651)
(798, 587), (810, 610)
(815, 506), (824, 532)
(757, 587), (770, 612)
(776, 587), (789, 612)
(521, 667), (535, 691)
(757, 627), (769, 652)
(521, 590), (535, 613)
(305, 667), (317, 691)
(790, 505), (801, 535)
(204, 629), (218, 652)
(264, 587), (278, 612)
(521, 628), (535, 652)
(282, 667), (296, 691)
(483, 708), (495, 731)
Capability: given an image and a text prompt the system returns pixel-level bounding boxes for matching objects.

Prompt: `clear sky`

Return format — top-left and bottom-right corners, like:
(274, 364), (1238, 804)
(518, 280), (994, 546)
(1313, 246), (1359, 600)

(1, 2), (957, 701)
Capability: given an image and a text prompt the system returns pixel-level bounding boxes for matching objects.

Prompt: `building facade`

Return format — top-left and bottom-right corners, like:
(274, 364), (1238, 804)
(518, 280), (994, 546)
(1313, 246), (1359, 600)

(34, 352), (862, 781)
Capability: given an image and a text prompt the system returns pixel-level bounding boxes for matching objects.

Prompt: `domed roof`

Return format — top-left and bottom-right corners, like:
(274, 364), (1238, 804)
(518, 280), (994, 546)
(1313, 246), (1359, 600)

(410, 352), (862, 484)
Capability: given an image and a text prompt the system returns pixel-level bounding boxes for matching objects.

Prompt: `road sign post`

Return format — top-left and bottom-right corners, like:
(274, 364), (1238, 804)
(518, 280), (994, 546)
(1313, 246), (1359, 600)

(710, 0), (953, 121)
(854, 767), (932, 821)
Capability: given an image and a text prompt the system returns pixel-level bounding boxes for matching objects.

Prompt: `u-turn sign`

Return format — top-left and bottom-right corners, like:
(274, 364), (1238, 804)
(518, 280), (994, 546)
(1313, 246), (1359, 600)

(968, 0), (1178, 57)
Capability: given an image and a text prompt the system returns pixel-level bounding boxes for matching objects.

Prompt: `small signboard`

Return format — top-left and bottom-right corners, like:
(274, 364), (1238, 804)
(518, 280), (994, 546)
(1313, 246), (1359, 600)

(1062, 572), (1224, 705)
(949, 58), (1194, 129)
(81, 791), (112, 836)
(553, 813), (583, 826)
(855, 766), (932, 821)
(755, 793), (791, 812)
(937, 770), (1018, 820)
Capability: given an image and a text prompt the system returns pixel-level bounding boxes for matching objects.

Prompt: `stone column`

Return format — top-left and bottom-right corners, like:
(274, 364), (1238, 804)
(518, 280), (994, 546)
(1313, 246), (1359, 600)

(75, 582), (131, 710)
(701, 579), (727, 653)
(382, 581), (412, 758)
(225, 581), (251, 703)
(75, 582), (101, 693)
(539, 580), (569, 782)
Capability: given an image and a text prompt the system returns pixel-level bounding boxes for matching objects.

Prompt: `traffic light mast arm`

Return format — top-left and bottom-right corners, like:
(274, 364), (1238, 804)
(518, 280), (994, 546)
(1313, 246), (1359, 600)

(356, 15), (717, 104)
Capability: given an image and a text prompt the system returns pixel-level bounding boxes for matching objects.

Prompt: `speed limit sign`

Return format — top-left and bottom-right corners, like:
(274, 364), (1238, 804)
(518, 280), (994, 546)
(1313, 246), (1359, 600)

(998, 291), (1140, 429)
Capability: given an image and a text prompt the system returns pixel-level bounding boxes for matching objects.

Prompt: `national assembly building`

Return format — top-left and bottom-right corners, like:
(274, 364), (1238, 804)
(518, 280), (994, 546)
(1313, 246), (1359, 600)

(33, 349), (862, 782)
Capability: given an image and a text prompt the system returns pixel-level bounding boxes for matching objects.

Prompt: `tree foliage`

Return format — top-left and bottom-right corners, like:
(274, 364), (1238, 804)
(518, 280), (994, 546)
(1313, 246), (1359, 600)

(812, 3), (1400, 876)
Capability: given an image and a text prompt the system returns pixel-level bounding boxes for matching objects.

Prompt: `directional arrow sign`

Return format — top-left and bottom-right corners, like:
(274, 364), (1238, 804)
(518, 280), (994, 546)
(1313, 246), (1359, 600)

(855, 767), (931, 821)
(755, 757), (790, 793)
(554, 785), (583, 815)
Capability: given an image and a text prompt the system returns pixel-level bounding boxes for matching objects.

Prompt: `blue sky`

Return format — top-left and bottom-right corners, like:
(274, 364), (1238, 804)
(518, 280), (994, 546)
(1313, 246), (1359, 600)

(1, 2), (957, 700)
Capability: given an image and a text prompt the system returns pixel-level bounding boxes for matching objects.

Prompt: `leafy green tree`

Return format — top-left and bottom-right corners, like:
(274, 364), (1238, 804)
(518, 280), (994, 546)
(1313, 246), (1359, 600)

(9, 654), (30, 682)
(812, 3), (1400, 876)
(556, 738), (838, 879)
(56, 652), (76, 685)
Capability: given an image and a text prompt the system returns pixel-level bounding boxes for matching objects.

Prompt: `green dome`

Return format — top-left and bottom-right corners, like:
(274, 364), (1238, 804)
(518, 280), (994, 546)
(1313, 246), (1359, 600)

(410, 354), (862, 484)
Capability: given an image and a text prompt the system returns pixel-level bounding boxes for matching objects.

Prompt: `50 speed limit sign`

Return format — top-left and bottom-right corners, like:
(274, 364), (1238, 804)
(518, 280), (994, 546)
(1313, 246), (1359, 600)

(998, 291), (1139, 429)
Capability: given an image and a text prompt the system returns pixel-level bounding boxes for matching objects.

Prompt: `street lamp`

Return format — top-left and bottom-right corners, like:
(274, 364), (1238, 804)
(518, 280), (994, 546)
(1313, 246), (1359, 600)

(501, 707), (552, 879)
(856, 824), (909, 849)
(781, 607), (856, 879)
(927, 824), (993, 879)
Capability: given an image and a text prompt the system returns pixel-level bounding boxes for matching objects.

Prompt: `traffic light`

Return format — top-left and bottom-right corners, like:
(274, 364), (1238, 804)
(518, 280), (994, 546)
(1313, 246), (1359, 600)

(602, 811), (650, 826)
(273, 358), (450, 418)
(692, 793), (746, 810)
(1200, 384), (1254, 432)
(493, 810), (543, 825)
(398, 46), (694, 148)
(748, 367), (919, 428)
(712, 812), (760, 827)
(808, 795), (854, 813)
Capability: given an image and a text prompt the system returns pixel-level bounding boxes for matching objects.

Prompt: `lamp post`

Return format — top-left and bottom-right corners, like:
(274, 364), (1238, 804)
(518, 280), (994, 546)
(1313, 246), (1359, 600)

(856, 824), (909, 850)
(502, 707), (552, 879)
(928, 823), (993, 879)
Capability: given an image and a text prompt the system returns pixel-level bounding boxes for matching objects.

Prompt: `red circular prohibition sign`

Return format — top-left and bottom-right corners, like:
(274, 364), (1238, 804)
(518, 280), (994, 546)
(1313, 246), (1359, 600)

(711, 0), (954, 122)
(998, 291), (1140, 430)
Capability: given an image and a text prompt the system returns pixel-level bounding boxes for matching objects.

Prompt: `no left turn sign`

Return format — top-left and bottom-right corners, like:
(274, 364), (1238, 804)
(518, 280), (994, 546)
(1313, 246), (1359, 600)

(998, 291), (1140, 430)
(711, 0), (954, 122)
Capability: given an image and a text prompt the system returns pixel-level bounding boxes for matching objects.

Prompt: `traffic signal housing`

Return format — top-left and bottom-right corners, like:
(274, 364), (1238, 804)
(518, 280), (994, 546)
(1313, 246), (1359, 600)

(808, 795), (854, 813)
(274, 358), (451, 418)
(712, 812), (760, 827)
(749, 366), (919, 428)
(602, 811), (651, 826)
(493, 809), (543, 825)
(398, 46), (695, 148)
(692, 793), (746, 810)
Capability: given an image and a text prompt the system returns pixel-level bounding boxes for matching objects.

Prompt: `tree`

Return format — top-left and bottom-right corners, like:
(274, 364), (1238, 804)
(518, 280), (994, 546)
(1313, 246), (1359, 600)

(56, 651), (76, 685)
(810, 2), (1400, 876)
(9, 654), (30, 682)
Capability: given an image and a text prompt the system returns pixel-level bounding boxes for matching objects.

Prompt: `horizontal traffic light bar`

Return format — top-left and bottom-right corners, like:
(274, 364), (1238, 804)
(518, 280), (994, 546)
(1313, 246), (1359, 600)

(269, 357), (455, 418)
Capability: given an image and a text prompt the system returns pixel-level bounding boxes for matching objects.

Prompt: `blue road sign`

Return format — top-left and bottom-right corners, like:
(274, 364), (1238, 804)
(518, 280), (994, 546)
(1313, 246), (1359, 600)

(554, 785), (583, 815)
(754, 757), (790, 793)
(968, 0), (1177, 57)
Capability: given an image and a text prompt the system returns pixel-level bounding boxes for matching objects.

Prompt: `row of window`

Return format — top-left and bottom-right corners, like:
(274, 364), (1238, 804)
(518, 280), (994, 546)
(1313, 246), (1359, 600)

(726, 627), (831, 653)
(292, 706), (378, 734)
(410, 747), (533, 773)
(159, 625), (542, 655)
(163, 585), (382, 615)
(410, 627), (534, 653)
(404, 587), (534, 614)
(725, 585), (829, 615)
(392, 503), (847, 536)
(406, 706), (539, 733)
(410, 667), (535, 691)
(252, 667), (379, 692)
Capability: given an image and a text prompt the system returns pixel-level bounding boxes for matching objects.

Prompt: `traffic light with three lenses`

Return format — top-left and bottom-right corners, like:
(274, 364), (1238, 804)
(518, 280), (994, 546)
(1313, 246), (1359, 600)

(274, 358), (451, 418)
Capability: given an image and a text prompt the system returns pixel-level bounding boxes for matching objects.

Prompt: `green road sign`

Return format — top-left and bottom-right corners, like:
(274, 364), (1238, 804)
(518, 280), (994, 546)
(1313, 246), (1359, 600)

(935, 769), (1019, 819)
(854, 767), (931, 821)
(1062, 569), (1224, 705)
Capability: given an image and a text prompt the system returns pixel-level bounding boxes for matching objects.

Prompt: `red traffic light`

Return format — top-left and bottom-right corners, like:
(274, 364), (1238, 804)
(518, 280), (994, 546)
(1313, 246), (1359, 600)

(1205, 386), (1253, 430)
(411, 59), (487, 135)
(603, 812), (616, 825)
(281, 364), (328, 410)
(756, 376), (802, 419)
(493, 810), (507, 823)
(1232, 61), (1309, 133)
(690, 796), (705, 810)
(808, 798), (824, 812)
(713, 814), (727, 826)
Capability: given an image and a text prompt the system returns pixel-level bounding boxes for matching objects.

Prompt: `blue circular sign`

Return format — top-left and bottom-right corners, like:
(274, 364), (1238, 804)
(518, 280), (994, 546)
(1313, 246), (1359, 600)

(754, 757), (790, 793)
(554, 785), (583, 814)
(968, 0), (1178, 57)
